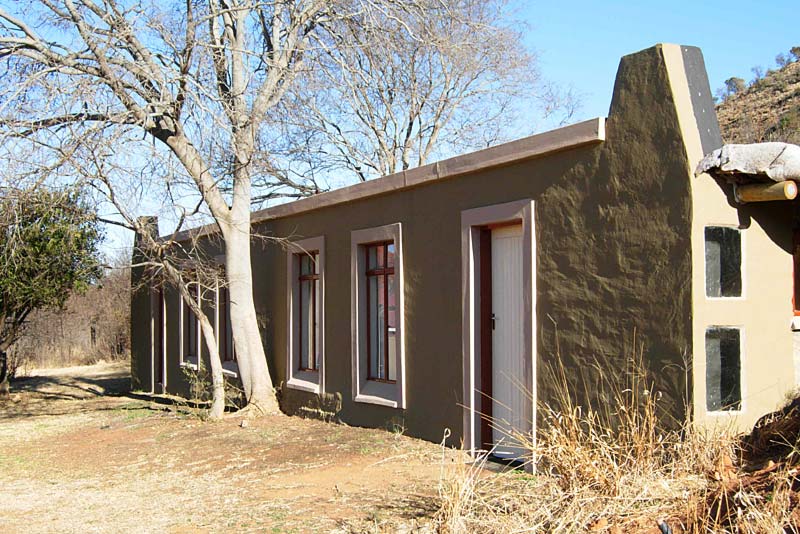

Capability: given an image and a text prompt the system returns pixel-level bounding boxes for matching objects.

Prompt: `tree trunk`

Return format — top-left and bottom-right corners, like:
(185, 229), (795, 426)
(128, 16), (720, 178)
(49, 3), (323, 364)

(0, 350), (9, 398)
(223, 225), (280, 414)
(198, 314), (225, 419)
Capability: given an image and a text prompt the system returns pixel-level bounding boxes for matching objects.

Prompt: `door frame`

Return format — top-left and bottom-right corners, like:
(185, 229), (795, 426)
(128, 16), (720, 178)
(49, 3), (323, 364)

(461, 199), (536, 461)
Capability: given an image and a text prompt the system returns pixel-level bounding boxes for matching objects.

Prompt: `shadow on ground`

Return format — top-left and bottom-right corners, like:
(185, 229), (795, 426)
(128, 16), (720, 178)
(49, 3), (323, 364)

(0, 363), (185, 419)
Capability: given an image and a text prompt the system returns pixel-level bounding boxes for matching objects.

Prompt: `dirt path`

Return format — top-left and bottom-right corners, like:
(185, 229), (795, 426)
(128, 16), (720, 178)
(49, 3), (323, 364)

(0, 363), (449, 533)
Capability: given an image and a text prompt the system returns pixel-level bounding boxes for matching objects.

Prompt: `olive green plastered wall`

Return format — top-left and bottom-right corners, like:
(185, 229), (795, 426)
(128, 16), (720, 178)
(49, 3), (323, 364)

(129, 260), (151, 392)
(255, 145), (601, 445)
(131, 44), (700, 442)
(535, 45), (694, 424)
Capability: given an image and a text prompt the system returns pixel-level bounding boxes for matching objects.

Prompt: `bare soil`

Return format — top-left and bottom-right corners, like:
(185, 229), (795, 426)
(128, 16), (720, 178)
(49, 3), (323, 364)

(0, 363), (450, 533)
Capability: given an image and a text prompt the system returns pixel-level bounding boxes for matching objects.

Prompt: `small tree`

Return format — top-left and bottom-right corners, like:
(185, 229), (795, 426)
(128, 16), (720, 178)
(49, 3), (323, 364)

(790, 46), (800, 62)
(751, 65), (765, 83)
(724, 77), (746, 96)
(0, 185), (102, 395)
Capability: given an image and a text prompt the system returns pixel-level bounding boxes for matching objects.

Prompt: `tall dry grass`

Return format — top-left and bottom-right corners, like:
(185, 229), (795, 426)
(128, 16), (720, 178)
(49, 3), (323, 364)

(432, 336), (778, 533)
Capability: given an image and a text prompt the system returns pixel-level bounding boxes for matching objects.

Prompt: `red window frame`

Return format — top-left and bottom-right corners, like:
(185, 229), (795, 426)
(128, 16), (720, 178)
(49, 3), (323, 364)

(365, 241), (395, 383)
(298, 251), (319, 371)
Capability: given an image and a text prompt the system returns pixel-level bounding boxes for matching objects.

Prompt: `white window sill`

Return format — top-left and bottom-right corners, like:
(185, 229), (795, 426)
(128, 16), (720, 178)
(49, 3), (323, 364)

(705, 409), (743, 417)
(287, 371), (321, 394)
(180, 356), (199, 371)
(222, 361), (239, 378)
(354, 381), (401, 408)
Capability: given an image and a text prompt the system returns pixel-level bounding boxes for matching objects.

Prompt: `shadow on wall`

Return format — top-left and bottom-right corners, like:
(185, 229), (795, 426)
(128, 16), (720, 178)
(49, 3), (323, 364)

(278, 386), (343, 422)
(710, 175), (795, 254)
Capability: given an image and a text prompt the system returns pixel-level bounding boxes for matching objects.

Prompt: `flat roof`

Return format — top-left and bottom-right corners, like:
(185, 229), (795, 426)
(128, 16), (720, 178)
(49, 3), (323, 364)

(168, 116), (605, 241)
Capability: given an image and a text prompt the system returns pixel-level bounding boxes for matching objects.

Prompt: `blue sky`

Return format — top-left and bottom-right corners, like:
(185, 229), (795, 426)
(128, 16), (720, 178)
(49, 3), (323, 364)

(519, 0), (798, 120)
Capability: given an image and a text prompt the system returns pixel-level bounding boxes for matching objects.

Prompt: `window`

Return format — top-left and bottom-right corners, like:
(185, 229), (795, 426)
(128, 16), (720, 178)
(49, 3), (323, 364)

(351, 223), (404, 408)
(150, 285), (166, 393)
(298, 252), (320, 371)
(365, 242), (397, 382)
(180, 282), (201, 368)
(286, 236), (325, 393)
(705, 327), (742, 412)
(705, 226), (742, 297)
(213, 283), (238, 378)
(217, 285), (235, 363)
(793, 229), (800, 315)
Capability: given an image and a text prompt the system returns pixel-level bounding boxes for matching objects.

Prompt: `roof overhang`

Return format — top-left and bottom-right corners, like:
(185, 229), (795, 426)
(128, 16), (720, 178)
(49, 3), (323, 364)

(167, 117), (606, 242)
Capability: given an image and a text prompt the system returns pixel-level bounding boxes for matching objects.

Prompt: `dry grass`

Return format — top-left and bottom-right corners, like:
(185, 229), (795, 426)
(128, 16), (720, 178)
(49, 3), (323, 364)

(434, 338), (800, 533)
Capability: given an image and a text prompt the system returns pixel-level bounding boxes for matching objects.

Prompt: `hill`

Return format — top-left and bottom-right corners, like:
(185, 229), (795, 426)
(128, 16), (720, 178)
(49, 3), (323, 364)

(716, 56), (800, 144)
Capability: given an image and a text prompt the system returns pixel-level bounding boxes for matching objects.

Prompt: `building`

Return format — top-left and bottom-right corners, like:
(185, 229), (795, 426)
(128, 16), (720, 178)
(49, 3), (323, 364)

(130, 44), (797, 455)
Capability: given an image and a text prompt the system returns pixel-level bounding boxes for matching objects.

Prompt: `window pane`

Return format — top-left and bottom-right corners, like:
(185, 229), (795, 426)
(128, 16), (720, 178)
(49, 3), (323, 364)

(219, 288), (235, 362)
(184, 301), (197, 358)
(300, 252), (318, 276)
(705, 327), (741, 411)
(299, 279), (313, 369)
(377, 275), (385, 379)
(218, 288), (226, 357)
(313, 278), (320, 369)
(387, 274), (396, 381)
(387, 243), (395, 268)
(368, 245), (379, 270)
(387, 274), (396, 328)
(705, 227), (742, 297)
(368, 274), (386, 379)
(226, 295), (234, 361)
(794, 236), (800, 312)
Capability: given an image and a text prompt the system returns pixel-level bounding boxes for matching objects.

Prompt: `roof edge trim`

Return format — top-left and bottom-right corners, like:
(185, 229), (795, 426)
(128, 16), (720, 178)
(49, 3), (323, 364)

(168, 117), (605, 241)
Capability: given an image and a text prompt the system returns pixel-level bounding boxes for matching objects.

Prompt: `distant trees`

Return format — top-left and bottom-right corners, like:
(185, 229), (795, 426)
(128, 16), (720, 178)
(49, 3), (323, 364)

(10, 261), (130, 374)
(724, 77), (746, 96)
(716, 45), (800, 103)
(0, 185), (102, 395)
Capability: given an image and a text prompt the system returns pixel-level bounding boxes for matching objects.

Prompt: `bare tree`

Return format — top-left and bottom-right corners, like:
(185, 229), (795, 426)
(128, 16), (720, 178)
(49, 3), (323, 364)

(129, 214), (230, 419)
(268, 0), (578, 183)
(0, 0), (571, 414)
(0, 0), (345, 413)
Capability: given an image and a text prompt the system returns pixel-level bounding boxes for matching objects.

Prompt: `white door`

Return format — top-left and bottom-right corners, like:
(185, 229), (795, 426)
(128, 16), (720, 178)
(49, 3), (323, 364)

(491, 224), (527, 459)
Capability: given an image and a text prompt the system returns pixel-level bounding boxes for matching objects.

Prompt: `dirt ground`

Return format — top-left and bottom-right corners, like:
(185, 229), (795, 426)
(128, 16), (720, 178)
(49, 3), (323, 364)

(0, 363), (452, 533)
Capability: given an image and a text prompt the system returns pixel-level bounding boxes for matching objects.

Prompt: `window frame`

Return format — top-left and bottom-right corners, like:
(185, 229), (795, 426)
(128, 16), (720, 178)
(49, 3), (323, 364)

(286, 236), (325, 394)
(793, 229), (800, 316)
(704, 325), (745, 415)
(364, 241), (397, 383)
(703, 225), (744, 300)
(351, 223), (405, 408)
(215, 281), (239, 378)
(179, 281), (202, 369)
(150, 284), (167, 394)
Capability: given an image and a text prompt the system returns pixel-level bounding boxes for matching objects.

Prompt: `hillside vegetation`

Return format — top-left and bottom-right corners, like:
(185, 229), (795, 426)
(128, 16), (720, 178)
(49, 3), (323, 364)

(716, 48), (800, 144)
